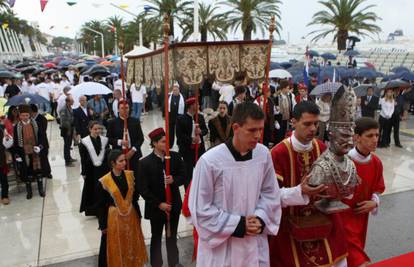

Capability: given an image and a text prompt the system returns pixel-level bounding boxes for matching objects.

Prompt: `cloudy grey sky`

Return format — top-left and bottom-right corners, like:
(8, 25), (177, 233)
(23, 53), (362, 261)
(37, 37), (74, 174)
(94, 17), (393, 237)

(11, 0), (414, 43)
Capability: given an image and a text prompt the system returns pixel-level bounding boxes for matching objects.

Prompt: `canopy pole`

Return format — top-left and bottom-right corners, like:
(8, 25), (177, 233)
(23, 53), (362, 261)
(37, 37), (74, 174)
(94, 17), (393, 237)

(261, 16), (276, 144)
(119, 41), (130, 169)
(163, 14), (172, 238)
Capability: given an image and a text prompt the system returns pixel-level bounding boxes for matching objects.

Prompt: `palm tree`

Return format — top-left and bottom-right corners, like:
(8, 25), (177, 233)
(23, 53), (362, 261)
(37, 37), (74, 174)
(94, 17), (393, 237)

(143, 0), (192, 37)
(219, 0), (282, 40)
(0, 0), (9, 11)
(308, 0), (381, 51)
(107, 15), (124, 35)
(124, 15), (161, 50)
(180, 2), (228, 42)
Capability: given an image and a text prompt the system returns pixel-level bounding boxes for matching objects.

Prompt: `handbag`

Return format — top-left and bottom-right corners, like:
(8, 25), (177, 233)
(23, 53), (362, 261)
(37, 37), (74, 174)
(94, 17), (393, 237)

(288, 213), (332, 241)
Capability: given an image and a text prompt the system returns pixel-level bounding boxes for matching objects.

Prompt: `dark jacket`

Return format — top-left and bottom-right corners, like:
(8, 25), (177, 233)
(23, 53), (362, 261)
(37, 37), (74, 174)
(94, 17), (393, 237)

(0, 126), (6, 168)
(106, 117), (144, 159)
(73, 106), (92, 138)
(138, 151), (186, 220)
(59, 105), (74, 137)
(176, 113), (208, 158)
(361, 95), (379, 118)
(34, 113), (49, 149)
(13, 120), (47, 158)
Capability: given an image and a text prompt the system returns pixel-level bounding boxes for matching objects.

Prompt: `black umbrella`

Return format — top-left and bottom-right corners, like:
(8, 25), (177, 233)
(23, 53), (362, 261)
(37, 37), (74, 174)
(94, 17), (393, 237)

(379, 79), (410, 90)
(20, 66), (38, 74)
(320, 52), (337, 60)
(14, 62), (33, 69)
(44, 69), (58, 75)
(84, 65), (110, 77)
(391, 66), (410, 74)
(5, 93), (49, 106)
(308, 50), (319, 57)
(0, 71), (16, 79)
(32, 68), (48, 76)
(400, 71), (414, 81)
(344, 50), (360, 57)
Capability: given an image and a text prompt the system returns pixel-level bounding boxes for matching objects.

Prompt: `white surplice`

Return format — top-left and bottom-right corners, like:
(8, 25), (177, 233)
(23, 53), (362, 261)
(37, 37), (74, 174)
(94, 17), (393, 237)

(189, 143), (281, 267)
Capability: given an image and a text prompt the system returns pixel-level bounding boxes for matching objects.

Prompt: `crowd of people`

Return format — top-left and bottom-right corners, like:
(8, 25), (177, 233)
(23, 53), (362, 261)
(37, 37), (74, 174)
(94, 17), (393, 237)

(0, 65), (411, 267)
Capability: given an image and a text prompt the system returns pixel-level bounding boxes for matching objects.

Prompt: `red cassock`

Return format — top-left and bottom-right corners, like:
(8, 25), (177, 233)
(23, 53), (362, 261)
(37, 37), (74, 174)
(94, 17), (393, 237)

(269, 138), (348, 267)
(340, 154), (385, 267)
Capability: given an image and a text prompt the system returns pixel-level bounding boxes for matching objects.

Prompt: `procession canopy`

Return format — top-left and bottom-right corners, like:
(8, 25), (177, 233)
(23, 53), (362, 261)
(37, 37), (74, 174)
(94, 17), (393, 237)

(125, 40), (270, 88)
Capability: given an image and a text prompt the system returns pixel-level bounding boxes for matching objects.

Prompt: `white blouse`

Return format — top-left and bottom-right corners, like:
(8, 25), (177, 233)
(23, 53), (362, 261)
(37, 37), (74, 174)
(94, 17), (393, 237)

(379, 98), (394, 119)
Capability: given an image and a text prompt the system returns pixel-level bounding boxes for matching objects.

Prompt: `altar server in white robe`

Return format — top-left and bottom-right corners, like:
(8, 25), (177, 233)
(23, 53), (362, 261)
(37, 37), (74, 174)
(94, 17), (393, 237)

(189, 102), (281, 267)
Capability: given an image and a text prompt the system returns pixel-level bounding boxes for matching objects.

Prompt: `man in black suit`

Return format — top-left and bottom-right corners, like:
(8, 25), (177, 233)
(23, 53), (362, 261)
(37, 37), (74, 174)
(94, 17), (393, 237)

(139, 128), (185, 267)
(73, 95), (92, 139)
(175, 97), (208, 189)
(30, 104), (52, 179)
(361, 87), (379, 118)
(106, 100), (144, 172)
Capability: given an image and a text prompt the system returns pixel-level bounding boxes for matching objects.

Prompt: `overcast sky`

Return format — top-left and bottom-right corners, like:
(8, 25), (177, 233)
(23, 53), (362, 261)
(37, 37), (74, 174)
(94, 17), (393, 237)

(11, 0), (414, 43)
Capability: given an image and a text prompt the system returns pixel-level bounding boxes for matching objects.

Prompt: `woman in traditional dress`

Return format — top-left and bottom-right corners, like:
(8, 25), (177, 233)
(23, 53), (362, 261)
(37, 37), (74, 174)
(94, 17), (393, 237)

(96, 149), (148, 267)
(79, 121), (109, 216)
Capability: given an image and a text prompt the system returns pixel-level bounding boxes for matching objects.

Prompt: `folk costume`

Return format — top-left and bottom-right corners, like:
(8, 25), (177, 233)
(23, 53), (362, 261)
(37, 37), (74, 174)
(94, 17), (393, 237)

(139, 128), (186, 267)
(96, 170), (147, 267)
(189, 141), (282, 267)
(269, 133), (348, 267)
(79, 135), (109, 216)
(208, 114), (231, 147)
(341, 148), (385, 267)
(13, 105), (46, 199)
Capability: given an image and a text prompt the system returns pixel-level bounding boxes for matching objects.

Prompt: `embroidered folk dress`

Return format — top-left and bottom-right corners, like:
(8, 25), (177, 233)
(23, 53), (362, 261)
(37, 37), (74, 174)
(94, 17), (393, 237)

(79, 135), (109, 216)
(97, 170), (148, 267)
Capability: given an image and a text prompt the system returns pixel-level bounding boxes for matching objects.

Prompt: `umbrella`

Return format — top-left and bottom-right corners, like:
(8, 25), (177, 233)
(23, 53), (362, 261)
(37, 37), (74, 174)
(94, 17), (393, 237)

(0, 71), (16, 79)
(320, 52), (337, 60)
(32, 68), (47, 76)
(308, 50), (319, 57)
(20, 66), (38, 74)
(43, 62), (56, 68)
(270, 62), (282, 70)
(84, 60), (97, 66)
(58, 60), (75, 67)
(356, 69), (378, 79)
(348, 36), (361, 42)
(391, 66), (410, 74)
(280, 62), (292, 69)
(5, 93), (49, 106)
(44, 69), (58, 75)
(379, 79), (410, 90)
(69, 82), (112, 96)
(269, 69), (292, 79)
(292, 74), (304, 84)
(364, 62), (375, 69)
(353, 84), (380, 97)
(84, 65), (110, 77)
(74, 63), (88, 70)
(344, 50), (360, 57)
(109, 55), (121, 62)
(100, 61), (113, 66)
(400, 71), (414, 81)
(310, 82), (343, 96)
(14, 62), (32, 69)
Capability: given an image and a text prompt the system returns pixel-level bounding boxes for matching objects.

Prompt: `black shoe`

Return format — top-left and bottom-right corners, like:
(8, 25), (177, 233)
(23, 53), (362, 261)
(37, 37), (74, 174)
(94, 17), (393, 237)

(26, 182), (33, 199)
(69, 158), (77, 163)
(46, 174), (53, 179)
(37, 177), (45, 197)
(396, 144), (403, 148)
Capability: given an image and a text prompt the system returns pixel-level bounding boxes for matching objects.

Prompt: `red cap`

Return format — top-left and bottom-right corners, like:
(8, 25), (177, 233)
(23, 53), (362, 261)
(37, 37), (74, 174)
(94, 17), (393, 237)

(298, 83), (308, 89)
(185, 97), (196, 106)
(148, 127), (165, 141)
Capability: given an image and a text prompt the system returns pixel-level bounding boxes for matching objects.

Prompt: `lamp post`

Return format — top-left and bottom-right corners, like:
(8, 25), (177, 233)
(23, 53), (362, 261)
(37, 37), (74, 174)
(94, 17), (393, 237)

(84, 26), (104, 57)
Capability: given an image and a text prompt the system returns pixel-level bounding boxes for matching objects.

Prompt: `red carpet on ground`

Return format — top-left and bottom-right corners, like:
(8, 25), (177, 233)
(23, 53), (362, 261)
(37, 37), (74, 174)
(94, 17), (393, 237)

(370, 252), (414, 266)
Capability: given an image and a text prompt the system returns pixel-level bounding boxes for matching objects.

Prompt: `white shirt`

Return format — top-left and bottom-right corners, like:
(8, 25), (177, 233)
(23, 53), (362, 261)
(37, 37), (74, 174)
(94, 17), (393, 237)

(218, 83), (235, 104)
(21, 80), (30, 94)
(112, 99), (119, 117)
(60, 80), (71, 88)
(189, 143), (281, 267)
(65, 70), (75, 85)
(0, 85), (4, 97)
(114, 79), (123, 91)
(57, 94), (68, 114)
(36, 82), (52, 100)
(130, 83), (146, 103)
(28, 84), (37, 95)
(379, 98), (394, 119)
(81, 106), (88, 116)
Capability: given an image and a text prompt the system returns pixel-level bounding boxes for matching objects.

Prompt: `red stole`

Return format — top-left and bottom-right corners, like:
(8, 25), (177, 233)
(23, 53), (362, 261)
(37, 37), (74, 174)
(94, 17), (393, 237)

(340, 154), (385, 267)
(269, 138), (348, 267)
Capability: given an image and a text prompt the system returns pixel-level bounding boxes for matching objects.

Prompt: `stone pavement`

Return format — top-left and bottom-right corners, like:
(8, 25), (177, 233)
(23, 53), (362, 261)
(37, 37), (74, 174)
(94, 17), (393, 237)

(1, 111), (413, 267)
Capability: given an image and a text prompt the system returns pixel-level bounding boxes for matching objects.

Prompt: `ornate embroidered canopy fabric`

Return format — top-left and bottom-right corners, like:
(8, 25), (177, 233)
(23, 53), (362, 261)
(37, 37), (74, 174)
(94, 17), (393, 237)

(125, 40), (269, 88)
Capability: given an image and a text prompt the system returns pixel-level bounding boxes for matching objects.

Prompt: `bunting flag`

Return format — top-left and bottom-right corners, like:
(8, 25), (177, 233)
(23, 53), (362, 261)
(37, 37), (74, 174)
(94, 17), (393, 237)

(8, 0), (16, 8)
(40, 0), (48, 12)
(67, 1), (77, 6)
